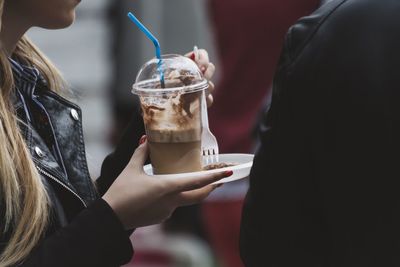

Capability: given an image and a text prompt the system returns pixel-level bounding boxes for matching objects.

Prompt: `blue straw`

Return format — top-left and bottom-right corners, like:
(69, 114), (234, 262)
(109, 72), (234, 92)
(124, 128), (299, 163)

(127, 12), (165, 88)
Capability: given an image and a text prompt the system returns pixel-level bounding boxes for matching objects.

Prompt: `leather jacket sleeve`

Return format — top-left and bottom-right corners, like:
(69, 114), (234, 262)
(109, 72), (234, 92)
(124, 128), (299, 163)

(240, 0), (400, 266)
(3, 115), (144, 266)
(17, 199), (133, 267)
(96, 112), (145, 196)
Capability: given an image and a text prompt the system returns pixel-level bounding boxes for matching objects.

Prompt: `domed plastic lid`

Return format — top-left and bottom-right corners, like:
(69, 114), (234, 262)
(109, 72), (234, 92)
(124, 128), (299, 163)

(132, 54), (208, 96)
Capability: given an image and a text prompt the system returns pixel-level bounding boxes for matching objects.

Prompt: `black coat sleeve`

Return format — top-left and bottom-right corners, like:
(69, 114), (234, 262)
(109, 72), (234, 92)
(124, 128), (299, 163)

(96, 113), (145, 196)
(19, 199), (133, 267)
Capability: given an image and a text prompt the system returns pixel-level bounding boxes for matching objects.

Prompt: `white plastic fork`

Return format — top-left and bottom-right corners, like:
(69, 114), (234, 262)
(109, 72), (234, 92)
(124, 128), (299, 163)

(201, 90), (219, 165)
(193, 46), (220, 165)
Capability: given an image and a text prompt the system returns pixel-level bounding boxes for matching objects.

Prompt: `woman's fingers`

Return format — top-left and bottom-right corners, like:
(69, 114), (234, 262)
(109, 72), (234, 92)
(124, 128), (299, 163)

(176, 184), (220, 206)
(206, 81), (215, 107)
(208, 81), (215, 93)
(203, 62), (215, 80)
(185, 48), (214, 78)
(206, 93), (214, 108)
(128, 140), (149, 169)
(186, 48), (209, 68)
(165, 170), (232, 193)
(196, 49), (210, 69)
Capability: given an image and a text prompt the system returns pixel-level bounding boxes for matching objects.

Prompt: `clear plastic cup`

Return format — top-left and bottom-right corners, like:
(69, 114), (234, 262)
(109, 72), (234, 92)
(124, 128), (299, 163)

(132, 54), (208, 174)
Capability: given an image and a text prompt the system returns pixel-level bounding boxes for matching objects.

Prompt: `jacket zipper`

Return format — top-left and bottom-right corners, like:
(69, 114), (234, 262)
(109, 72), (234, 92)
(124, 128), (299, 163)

(36, 166), (87, 208)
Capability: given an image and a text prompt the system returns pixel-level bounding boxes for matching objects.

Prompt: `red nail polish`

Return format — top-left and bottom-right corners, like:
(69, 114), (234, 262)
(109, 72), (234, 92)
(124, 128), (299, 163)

(139, 135), (147, 145)
(189, 52), (195, 61)
(223, 170), (233, 177)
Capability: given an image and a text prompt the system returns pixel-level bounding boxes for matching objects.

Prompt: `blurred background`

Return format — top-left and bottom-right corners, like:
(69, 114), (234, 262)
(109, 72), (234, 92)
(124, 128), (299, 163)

(28, 0), (319, 266)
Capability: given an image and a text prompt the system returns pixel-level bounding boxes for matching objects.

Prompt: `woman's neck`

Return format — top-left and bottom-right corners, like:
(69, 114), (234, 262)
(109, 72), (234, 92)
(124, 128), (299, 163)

(1, 2), (31, 55)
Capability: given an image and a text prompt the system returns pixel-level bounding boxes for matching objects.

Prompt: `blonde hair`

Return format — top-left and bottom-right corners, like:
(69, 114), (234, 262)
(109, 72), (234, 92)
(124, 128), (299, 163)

(0, 1), (67, 266)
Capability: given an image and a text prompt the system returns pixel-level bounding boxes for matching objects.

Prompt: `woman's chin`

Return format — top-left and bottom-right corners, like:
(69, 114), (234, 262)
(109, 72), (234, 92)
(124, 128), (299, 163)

(39, 13), (76, 29)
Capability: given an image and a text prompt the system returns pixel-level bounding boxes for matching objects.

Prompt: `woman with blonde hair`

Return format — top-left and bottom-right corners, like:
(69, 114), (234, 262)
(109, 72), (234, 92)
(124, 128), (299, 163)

(0, 0), (227, 266)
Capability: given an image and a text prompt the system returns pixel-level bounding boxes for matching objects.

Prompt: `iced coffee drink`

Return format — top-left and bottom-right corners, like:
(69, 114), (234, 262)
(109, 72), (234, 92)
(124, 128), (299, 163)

(132, 55), (208, 174)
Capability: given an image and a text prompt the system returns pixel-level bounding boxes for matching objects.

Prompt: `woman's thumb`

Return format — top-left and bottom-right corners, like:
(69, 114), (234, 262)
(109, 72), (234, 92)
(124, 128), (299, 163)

(128, 135), (149, 168)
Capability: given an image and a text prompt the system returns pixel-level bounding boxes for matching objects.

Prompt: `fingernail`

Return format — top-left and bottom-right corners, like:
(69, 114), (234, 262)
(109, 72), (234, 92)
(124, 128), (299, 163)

(223, 170), (233, 177)
(139, 135), (147, 145)
(189, 52), (195, 61)
(201, 66), (206, 72)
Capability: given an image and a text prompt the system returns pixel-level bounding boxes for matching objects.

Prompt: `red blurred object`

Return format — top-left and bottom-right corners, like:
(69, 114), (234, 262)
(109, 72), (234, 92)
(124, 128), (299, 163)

(208, 0), (320, 153)
(202, 199), (244, 267)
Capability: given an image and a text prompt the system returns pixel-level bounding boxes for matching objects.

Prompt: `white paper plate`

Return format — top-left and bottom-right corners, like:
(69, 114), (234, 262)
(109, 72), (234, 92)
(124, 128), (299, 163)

(143, 153), (254, 184)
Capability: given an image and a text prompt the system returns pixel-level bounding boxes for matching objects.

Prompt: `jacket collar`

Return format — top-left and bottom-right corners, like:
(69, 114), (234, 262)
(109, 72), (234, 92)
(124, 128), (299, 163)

(9, 57), (39, 86)
(9, 57), (49, 97)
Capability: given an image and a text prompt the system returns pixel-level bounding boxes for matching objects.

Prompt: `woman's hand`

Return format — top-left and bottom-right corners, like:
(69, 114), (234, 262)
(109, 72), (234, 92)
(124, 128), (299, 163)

(186, 48), (216, 107)
(102, 138), (231, 229)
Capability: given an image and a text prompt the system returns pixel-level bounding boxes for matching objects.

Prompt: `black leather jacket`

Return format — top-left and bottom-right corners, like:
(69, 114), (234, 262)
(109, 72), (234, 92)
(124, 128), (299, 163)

(0, 61), (145, 266)
(241, 0), (400, 266)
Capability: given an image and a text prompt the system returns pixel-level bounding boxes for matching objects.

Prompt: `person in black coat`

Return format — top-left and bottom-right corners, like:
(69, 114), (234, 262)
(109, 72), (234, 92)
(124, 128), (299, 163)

(240, 0), (400, 266)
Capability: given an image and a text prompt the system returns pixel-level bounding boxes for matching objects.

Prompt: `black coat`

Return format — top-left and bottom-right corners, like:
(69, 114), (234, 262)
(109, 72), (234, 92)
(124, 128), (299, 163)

(240, 0), (400, 266)
(1, 74), (145, 266)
